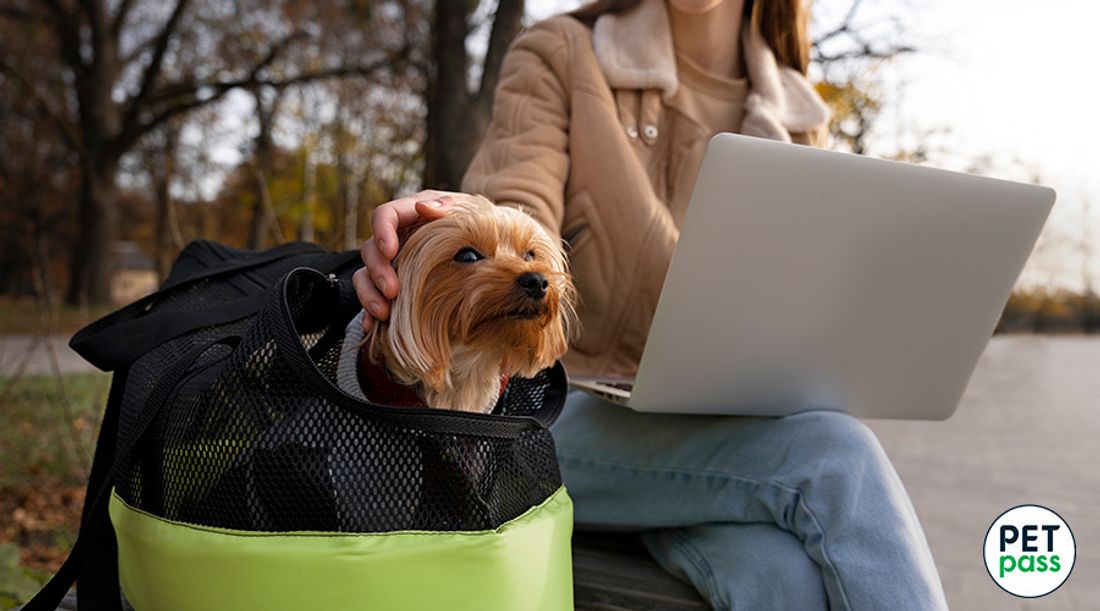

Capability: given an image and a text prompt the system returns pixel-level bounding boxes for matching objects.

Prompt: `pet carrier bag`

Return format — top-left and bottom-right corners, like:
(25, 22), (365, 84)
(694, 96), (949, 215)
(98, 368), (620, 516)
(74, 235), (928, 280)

(23, 240), (574, 611)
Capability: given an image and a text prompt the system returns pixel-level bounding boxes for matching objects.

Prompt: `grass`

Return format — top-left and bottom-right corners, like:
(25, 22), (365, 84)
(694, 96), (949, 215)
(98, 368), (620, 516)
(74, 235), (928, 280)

(0, 371), (111, 605)
(0, 372), (110, 486)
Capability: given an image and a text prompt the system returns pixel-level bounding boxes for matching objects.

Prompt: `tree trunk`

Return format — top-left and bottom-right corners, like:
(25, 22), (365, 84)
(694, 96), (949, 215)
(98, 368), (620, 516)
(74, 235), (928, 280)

(65, 0), (123, 307)
(248, 136), (273, 251)
(152, 129), (179, 280)
(153, 172), (172, 280)
(423, 1), (476, 190)
(336, 135), (361, 251)
(423, 0), (524, 191)
(248, 86), (285, 250)
(67, 157), (120, 306)
(300, 150), (317, 242)
(344, 167), (360, 251)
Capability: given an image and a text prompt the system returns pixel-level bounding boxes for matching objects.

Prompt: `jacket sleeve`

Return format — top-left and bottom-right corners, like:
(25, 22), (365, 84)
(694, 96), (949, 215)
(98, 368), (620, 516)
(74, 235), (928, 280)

(461, 22), (573, 238)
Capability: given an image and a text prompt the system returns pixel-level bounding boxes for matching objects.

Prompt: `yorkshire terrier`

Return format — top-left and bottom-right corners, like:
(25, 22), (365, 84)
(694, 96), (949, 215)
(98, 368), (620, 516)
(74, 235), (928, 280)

(353, 195), (577, 413)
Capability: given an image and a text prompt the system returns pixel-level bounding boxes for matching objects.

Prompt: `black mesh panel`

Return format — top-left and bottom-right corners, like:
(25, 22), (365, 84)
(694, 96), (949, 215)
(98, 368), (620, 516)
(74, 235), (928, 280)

(114, 270), (564, 533)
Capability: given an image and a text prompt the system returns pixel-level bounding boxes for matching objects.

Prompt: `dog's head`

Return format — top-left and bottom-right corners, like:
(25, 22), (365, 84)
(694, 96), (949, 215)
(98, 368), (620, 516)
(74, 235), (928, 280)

(368, 195), (577, 397)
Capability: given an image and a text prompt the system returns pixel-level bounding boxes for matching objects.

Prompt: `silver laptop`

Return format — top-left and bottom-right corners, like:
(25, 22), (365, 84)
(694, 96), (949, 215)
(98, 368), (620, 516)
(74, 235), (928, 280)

(571, 133), (1054, 419)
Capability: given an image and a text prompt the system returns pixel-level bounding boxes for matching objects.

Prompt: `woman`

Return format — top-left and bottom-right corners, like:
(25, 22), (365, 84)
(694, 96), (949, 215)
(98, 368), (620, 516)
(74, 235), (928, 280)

(354, 0), (949, 608)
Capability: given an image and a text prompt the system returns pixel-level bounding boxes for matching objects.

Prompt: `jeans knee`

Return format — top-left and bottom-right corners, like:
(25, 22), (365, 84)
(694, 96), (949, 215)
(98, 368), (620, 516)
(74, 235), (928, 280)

(791, 410), (885, 461)
(643, 524), (829, 611)
(783, 411), (900, 501)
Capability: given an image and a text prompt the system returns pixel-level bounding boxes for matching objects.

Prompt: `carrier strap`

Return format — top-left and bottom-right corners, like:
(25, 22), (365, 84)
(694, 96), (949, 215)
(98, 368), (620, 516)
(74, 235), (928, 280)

(70, 246), (360, 372)
(23, 336), (240, 611)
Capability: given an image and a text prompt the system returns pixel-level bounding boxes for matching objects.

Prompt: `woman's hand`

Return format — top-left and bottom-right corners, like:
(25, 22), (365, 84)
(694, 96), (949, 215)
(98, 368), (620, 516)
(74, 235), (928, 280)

(353, 190), (469, 330)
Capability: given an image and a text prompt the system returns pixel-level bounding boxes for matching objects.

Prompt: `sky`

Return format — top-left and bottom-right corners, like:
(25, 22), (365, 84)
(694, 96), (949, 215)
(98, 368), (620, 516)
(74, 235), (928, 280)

(525, 0), (1100, 290)
(871, 0), (1100, 289)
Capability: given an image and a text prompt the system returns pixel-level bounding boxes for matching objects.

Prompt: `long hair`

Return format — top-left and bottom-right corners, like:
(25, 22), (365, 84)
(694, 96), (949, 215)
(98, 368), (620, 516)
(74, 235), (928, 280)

(571, 0), (811, 75)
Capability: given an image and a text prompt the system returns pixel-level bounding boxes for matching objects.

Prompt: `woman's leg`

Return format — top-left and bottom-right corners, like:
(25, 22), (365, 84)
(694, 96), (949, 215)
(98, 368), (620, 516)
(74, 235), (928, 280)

(641, 522), (828, 609)
(552, 390), (947, 610)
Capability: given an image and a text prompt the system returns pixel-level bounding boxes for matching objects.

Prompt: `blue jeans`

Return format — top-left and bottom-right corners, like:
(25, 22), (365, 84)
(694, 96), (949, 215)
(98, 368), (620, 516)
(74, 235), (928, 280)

(552, 389), (948, 610)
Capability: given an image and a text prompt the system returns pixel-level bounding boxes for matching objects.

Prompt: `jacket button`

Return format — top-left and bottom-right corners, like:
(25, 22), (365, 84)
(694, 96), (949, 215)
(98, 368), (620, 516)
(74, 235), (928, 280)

(643, 124), (659, 140)
(625, 125), (639, 139)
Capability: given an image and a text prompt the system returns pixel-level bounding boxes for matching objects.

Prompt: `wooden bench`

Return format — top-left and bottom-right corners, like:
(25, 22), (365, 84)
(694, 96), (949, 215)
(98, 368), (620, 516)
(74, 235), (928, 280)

(573, 532), (709, 610)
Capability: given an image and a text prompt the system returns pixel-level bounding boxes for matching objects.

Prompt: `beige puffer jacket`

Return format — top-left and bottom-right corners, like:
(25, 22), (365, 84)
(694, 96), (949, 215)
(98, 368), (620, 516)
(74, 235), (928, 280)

(462, 0), (831, 378)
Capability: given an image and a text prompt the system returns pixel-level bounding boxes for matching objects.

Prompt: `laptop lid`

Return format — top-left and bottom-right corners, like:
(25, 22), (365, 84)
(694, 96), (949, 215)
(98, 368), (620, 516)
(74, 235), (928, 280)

(628, 134), (1054, 419)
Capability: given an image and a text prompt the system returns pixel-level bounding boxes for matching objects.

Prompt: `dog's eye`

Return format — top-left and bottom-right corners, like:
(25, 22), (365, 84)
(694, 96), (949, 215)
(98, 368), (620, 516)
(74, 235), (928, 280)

(524, 250), (536, 262)
(453, 247), (484, 263)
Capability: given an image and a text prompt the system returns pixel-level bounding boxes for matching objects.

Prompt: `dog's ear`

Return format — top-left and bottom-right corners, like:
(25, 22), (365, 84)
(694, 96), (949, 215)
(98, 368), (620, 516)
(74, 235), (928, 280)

(370, 318), (452, 394)
(377, 242), (454, 394)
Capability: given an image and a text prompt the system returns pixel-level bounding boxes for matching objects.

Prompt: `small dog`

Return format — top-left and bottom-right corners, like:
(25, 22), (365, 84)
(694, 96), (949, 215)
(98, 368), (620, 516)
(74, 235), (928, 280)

(360, 195), (577, 413)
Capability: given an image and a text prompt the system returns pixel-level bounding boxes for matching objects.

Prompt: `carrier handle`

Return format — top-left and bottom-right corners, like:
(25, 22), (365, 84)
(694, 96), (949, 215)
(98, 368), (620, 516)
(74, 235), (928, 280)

(22, 335), (241, 611)
(70, 243), (360, 372)
(271, 267), (568, 440)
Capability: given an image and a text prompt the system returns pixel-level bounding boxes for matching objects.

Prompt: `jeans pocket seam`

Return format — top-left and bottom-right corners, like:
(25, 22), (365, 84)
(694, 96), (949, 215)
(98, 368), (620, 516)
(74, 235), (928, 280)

(766, 480), (854, 611)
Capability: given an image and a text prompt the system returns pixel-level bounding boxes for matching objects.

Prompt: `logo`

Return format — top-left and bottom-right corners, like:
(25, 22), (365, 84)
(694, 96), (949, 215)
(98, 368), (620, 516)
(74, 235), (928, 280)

(983, 504), (1075, 598)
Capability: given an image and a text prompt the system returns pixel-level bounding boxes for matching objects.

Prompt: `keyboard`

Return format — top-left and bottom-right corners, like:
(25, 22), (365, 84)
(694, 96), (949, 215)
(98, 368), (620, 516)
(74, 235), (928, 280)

(569, 378), (636, 405)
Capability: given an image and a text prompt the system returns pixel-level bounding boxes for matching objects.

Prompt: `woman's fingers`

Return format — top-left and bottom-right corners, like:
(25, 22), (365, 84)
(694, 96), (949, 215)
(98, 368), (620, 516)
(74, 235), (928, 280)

(370, 190), (453, 259)
(362, 191), (461, 295)
(371, 201), (415, 260)
(356, 190), (467, 323)
(362, 237), (399, 300)
(353, 267), (389, 325)
(414, 199), (450, 221)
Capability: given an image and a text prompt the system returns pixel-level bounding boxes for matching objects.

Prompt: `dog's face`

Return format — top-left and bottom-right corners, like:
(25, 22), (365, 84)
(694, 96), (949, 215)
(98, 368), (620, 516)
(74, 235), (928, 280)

(369, 196), (577, 396)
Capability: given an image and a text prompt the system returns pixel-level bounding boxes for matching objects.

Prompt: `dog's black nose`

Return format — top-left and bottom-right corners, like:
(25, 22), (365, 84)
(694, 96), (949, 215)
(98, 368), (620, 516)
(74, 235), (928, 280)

(516, 272), (548, 300)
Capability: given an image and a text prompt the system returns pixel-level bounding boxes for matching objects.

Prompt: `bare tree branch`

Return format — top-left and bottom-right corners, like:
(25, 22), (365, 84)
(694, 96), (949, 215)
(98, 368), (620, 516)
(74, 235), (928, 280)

(147, 30), (305, 106)
(111, 0), (137, 39)
(841, 0), (865, 31)
(814, 44), (916, 63)
(812, 0), (914, 65)
(78, 0), (112, 71)
(0, 2), (50, 22)
(0, 61), (81, 152)
(131, 58), (396, 150)
(115, 28), (307, 153)
(42, 0), (86, 73)
(119, 0), (192, 140)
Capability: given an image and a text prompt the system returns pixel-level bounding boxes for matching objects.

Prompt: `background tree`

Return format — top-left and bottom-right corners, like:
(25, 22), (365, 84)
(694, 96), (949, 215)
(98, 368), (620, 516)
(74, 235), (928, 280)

(423, 0), (524, 189)
(139, 121), (186, 280)
(0, 0), (399, 305)
(811, 0), (916, 154)
(0, 10), (80, 300)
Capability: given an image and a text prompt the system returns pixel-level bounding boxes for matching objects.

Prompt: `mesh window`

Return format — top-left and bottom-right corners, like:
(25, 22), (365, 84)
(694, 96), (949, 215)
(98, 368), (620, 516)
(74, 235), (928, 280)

(115, 270), (565, 533)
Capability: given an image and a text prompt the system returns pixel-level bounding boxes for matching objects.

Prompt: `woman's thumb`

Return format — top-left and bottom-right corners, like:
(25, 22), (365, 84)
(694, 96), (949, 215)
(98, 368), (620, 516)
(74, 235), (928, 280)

(415, 199), (450, 218)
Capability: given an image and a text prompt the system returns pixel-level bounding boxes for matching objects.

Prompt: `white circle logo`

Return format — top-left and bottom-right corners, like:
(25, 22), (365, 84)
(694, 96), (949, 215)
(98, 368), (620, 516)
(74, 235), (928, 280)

(983, 504), (1075, 598)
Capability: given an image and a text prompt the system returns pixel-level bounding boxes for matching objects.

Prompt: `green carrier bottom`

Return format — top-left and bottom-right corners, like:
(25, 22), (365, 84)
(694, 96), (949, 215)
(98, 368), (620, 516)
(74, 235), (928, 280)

(109, 486), (574, 611)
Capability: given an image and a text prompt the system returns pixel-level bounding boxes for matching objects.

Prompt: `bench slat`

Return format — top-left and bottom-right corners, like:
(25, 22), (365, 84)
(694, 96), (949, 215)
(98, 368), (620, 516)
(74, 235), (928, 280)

(573, 532), (709, 610)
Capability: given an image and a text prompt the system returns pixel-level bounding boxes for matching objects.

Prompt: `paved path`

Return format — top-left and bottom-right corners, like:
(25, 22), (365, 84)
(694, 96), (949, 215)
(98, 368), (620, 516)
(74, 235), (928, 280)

(868, 336), (1099, 610)
(0, 335), (98, 377)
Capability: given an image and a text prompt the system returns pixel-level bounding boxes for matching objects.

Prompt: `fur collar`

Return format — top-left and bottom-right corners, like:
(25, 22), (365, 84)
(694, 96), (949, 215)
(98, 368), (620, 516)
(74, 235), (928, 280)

(591, 0), (831, 141)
